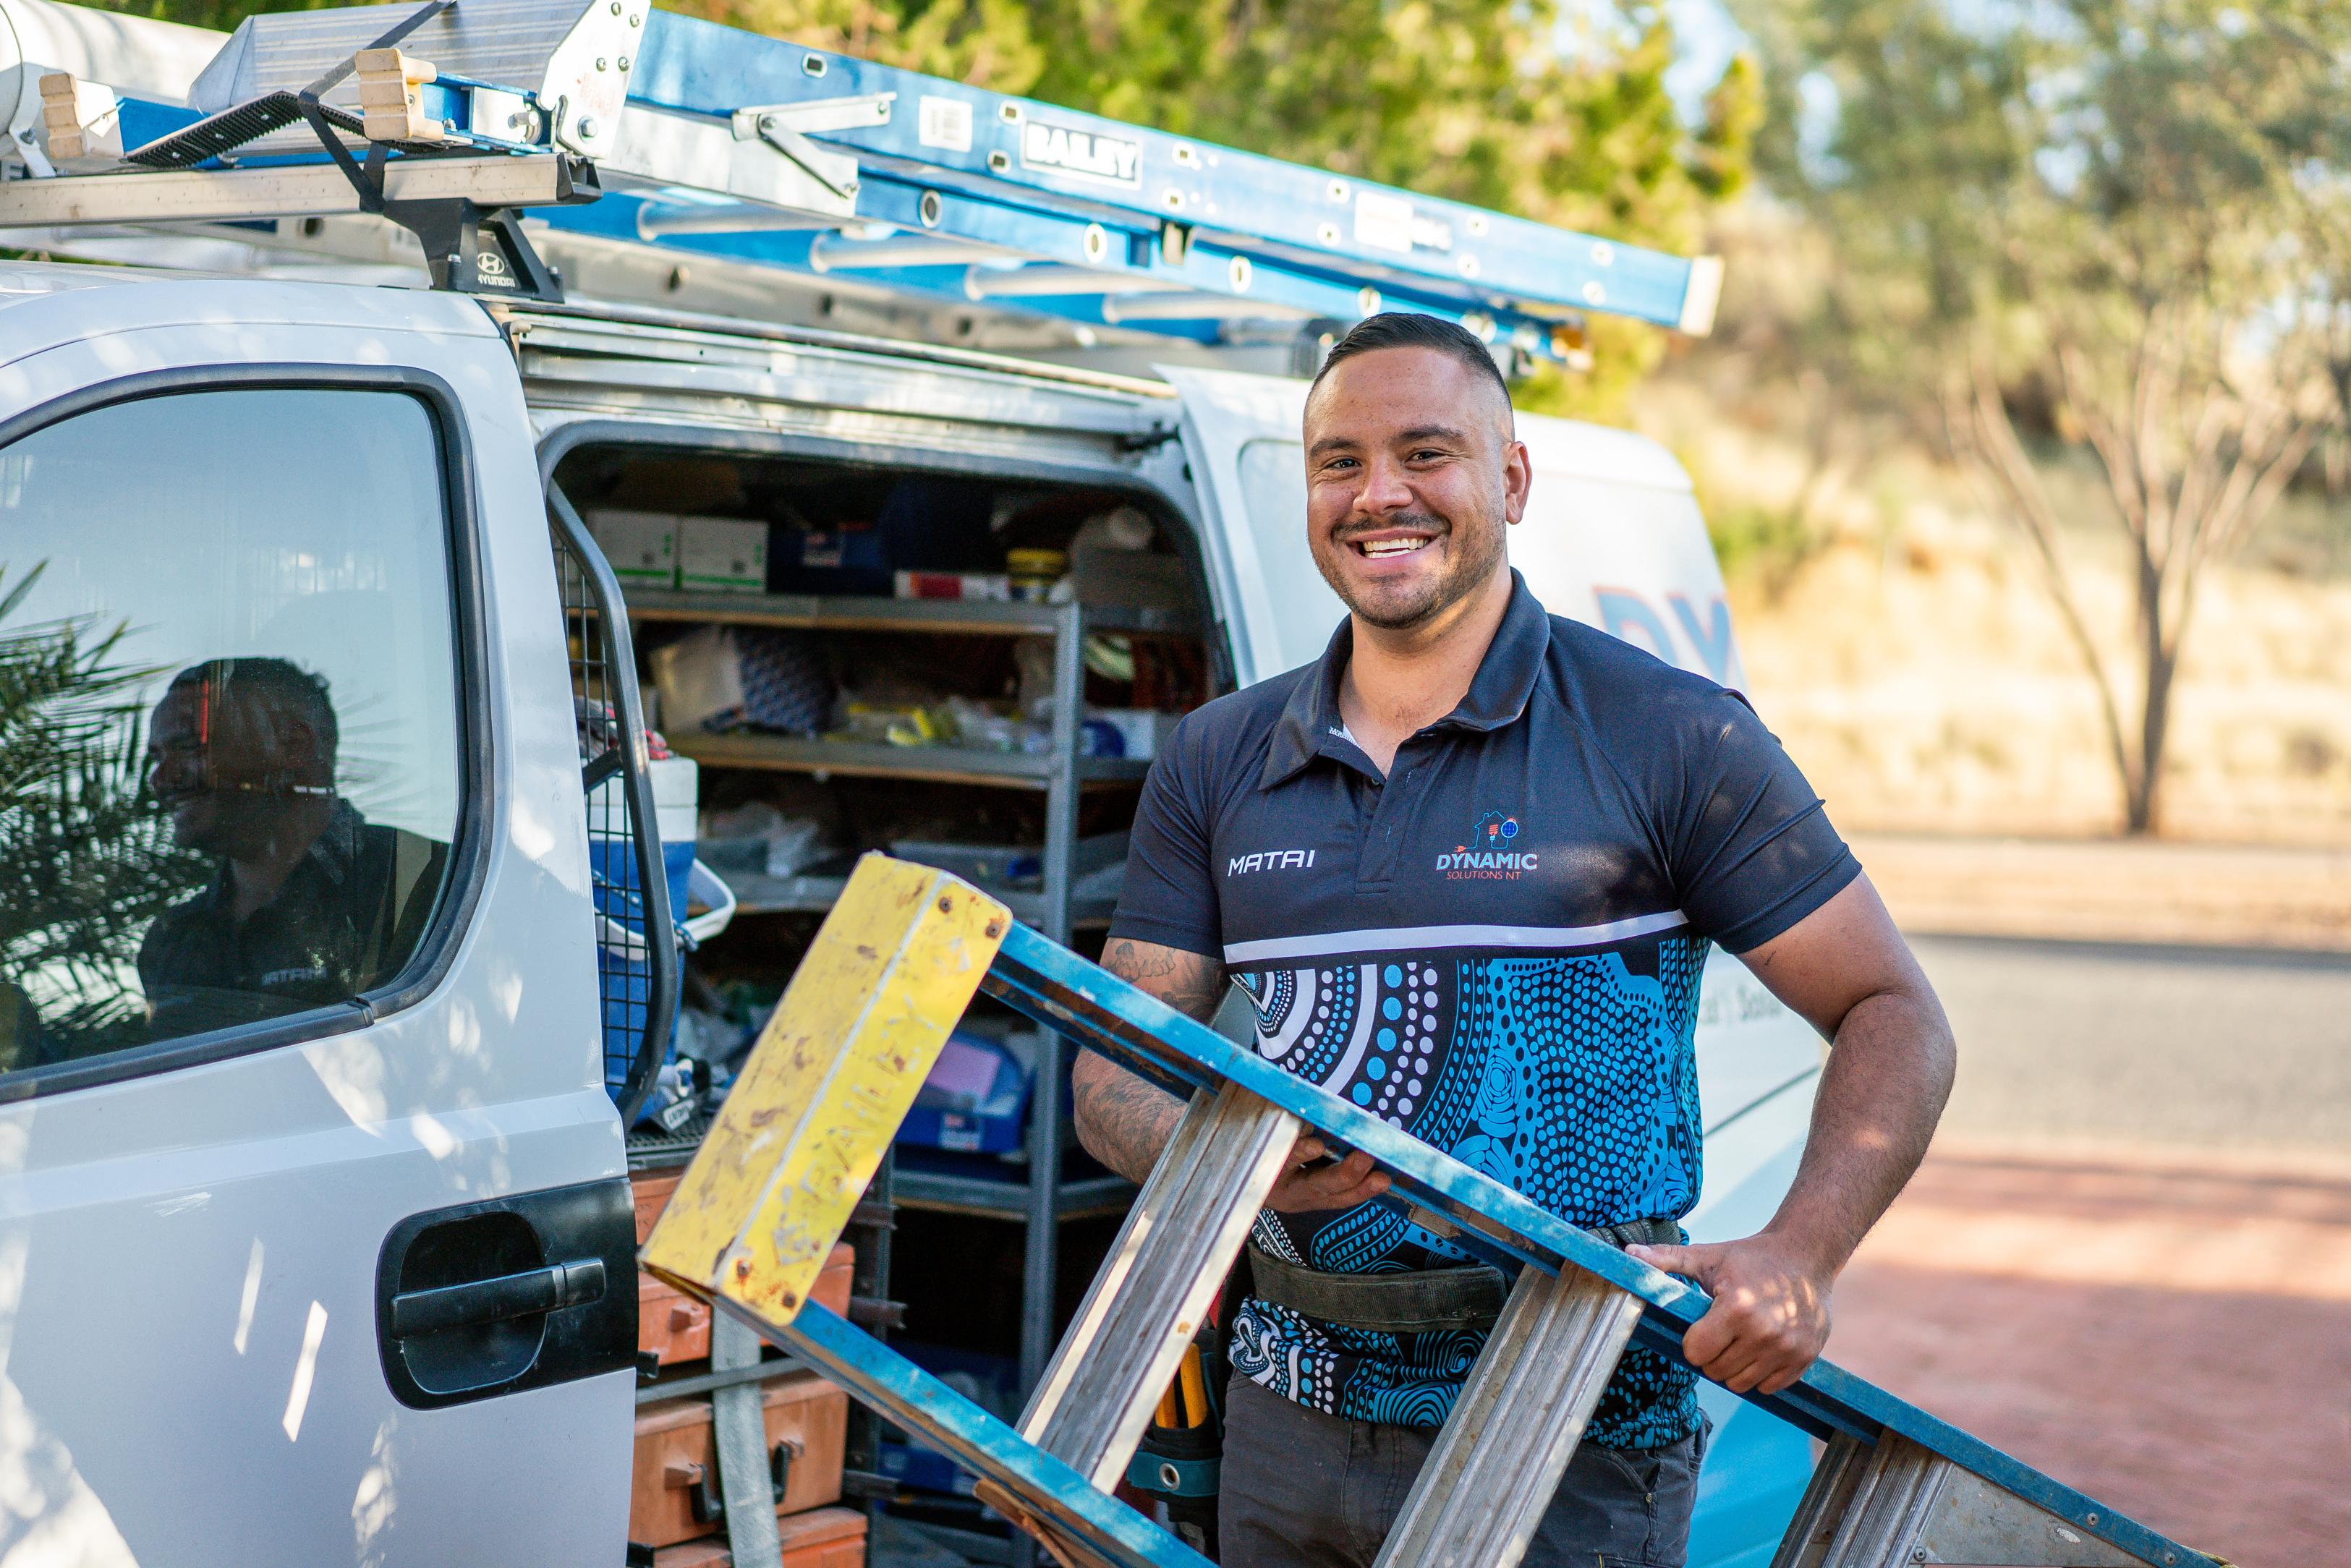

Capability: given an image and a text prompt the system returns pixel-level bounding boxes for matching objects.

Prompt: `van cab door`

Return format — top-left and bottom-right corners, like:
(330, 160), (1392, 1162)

(1162, 362), (1750, 689)
(0, 279), (634, 1566)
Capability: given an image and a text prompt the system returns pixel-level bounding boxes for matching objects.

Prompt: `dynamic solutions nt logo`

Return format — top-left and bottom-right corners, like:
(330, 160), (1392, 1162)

(1437, 810), (1538, 879)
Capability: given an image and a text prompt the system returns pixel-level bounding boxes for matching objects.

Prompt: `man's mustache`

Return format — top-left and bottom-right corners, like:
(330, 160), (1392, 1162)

(1330, 512), (1450, 544)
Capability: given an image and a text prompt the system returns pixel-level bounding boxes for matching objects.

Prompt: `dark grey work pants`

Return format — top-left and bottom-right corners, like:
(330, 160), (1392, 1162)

(1217, 1375), (1706, 1568)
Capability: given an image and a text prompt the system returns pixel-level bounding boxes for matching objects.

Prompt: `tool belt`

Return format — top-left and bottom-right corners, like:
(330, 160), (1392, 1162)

(1246, 1218), (1679, 1336)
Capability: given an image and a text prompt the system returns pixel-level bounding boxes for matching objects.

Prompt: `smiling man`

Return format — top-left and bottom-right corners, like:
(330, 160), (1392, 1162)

(1074, 313), (1956, 1567)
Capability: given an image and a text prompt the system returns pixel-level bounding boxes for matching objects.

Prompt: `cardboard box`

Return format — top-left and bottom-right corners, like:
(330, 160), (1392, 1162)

(679, 517), (769, 593)
(650, 1507), (867, 1567)
(629, 1372), (849, 1548)
(1089, 708), (1181, 761)
(587, 509), (679, 589)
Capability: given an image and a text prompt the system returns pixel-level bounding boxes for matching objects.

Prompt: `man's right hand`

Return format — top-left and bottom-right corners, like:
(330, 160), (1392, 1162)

(1265, 1133), (1390, 1213)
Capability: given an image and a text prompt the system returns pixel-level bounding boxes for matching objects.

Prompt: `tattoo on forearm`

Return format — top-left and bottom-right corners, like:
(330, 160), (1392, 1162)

(1074, 1062), (1187, 1184)
(1101, 937), (1227, 1022)
(1074, 939), (1228, 1181)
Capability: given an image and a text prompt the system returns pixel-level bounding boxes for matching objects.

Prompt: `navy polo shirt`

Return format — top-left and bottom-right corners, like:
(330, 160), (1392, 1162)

(1110, 572), (1859, 1447)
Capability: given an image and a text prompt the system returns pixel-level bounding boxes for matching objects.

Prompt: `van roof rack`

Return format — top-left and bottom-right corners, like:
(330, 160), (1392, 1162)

(0, 0), (1722, 362)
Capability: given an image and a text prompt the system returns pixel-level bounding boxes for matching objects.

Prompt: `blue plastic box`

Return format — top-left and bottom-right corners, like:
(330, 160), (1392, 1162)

(896, 1031), (1032, 1155)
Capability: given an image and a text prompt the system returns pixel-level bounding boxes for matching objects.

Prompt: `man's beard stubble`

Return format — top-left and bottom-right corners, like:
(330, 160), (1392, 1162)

(1319, 510), (1508, 632)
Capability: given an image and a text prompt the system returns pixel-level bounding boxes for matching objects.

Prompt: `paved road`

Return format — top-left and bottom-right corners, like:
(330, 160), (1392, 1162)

(1832, 934), (2351, 1567)
(1911, 934), (2351, 1159)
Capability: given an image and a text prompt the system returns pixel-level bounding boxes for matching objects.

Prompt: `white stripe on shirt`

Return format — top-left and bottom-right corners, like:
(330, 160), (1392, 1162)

(1221, 910), (1690, 966)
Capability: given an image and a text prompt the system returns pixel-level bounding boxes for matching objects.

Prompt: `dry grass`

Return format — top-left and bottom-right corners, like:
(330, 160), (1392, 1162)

(1629, 380), (2351, 845)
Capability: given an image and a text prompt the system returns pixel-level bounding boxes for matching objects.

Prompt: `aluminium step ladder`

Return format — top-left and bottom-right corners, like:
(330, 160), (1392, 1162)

(642, 855), (2227, 1568)
(0, 0), (1719, 357)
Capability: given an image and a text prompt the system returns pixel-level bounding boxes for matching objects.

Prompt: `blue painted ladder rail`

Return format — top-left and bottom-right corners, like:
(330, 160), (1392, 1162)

(669, 878), (2224, 1568)
(597, 7), (1718, 354)
(955, 920), (2219, 1568)
(31, 0), (1719, 354)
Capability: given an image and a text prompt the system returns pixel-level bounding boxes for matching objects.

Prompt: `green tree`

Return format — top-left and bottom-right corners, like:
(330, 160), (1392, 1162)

(1734, 0), (2351, 832)
(0, 566), (201, 1065)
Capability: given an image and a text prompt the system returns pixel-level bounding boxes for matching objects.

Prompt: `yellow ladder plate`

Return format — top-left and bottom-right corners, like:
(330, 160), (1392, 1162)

(642, 853), (1010, 1320)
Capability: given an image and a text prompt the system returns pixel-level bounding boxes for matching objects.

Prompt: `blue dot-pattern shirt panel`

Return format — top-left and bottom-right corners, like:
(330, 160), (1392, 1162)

(1108, 574), (1862, 1448)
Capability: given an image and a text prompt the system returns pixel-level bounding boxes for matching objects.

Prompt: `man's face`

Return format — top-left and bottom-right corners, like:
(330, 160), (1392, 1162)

(146, 683), (292, 857)
(1301, 345), (1530, 632)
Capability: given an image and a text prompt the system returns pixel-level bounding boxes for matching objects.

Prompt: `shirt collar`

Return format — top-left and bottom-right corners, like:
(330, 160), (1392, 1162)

(1260, 570), (1550, 790)
(192, 797), (362, 914)
(305, 798), (362, 886)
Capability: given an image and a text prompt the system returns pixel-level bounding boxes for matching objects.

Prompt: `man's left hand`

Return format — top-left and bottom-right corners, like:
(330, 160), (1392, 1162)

(1625, 1232), (1835, 1397)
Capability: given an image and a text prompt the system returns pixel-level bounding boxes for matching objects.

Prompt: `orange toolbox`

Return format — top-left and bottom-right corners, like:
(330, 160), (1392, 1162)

(648, 1506), (867, 1567)
(630, 1371), (851, 1548)
(637, 1245), (854, 1366)
(632, 1169), (684, 1245)
(633, 1168), (853, 1366)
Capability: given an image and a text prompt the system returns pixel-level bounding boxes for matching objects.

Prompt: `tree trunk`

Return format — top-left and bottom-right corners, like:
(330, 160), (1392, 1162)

(2124, 550), (2168, 835)
(2127, 646), (2179, 835)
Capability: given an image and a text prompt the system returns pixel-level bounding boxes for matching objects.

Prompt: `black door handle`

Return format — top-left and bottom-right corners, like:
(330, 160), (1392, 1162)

(390, 1257), (608, 1339)
(376, 1180), (637, 1408)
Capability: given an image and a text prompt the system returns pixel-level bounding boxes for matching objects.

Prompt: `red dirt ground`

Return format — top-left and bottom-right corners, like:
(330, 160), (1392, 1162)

(1831, 1146), (2351, 1568)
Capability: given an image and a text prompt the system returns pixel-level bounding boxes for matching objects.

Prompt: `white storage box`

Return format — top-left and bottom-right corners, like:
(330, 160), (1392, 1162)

(678, 516), (768, 593)
(584, 509), (679, 589)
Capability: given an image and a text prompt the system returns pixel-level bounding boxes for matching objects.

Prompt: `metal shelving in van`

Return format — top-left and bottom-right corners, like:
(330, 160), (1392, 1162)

(668, 732), (1150, 790)
(614, 563), (1189, 1466)
(893, 1167), (1136, 1223)
(713, 869), (1120, 929)
(617, 587), (1198, 640)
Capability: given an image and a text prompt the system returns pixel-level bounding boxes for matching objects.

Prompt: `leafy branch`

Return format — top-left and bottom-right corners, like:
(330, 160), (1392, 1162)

(0, 564), (205, 1062)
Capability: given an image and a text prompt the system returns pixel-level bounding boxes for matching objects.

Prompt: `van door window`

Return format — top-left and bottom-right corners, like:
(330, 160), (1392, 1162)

(0, 388), (465, 1070)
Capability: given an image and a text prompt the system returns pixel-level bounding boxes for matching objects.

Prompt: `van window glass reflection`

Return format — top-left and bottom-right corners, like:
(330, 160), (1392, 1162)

(0, 387), (464, 1074)
(139, 659), (448, 1039)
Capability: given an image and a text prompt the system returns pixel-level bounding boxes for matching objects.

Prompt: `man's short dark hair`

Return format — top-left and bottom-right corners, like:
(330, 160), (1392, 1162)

(1309, 312), (1513, 411)
(168, 657), (339, 765)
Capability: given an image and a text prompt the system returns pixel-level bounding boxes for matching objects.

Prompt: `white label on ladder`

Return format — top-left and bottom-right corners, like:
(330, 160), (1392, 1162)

(1354, 189), (1416, 254)
(1021, 120), (1142, 187)
(919, 95), (972, 152)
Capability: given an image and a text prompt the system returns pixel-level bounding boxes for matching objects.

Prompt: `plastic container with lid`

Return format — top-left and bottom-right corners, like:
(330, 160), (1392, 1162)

(1005, 546), (1068, 602)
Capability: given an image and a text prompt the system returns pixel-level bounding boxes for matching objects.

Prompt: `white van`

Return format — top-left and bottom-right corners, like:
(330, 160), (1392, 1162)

(0, 4), (1821, 1562)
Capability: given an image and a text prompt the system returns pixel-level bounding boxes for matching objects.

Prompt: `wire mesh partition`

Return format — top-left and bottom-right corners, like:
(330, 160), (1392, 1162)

(549, 489), (678, 1127)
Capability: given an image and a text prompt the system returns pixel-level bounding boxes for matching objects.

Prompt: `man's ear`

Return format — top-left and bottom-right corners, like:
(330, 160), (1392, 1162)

(1502, 438), (1533, 524)
(270, 715), (330, 782)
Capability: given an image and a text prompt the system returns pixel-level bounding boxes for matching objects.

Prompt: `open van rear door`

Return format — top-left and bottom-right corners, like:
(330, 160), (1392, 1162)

(1160, 362), (1749, 691)
(1157, 365), (1335, 688)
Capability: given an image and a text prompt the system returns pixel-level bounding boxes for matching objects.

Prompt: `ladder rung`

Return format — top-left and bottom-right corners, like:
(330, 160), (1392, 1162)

(1783, 1431), (2161, 1568)
(1771, 1431), (1869, 1568)
(1019, 1080), (1298, 1489)
(1372, 1263), (1641, 1568)
(764, 1299), (1211, 1568)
